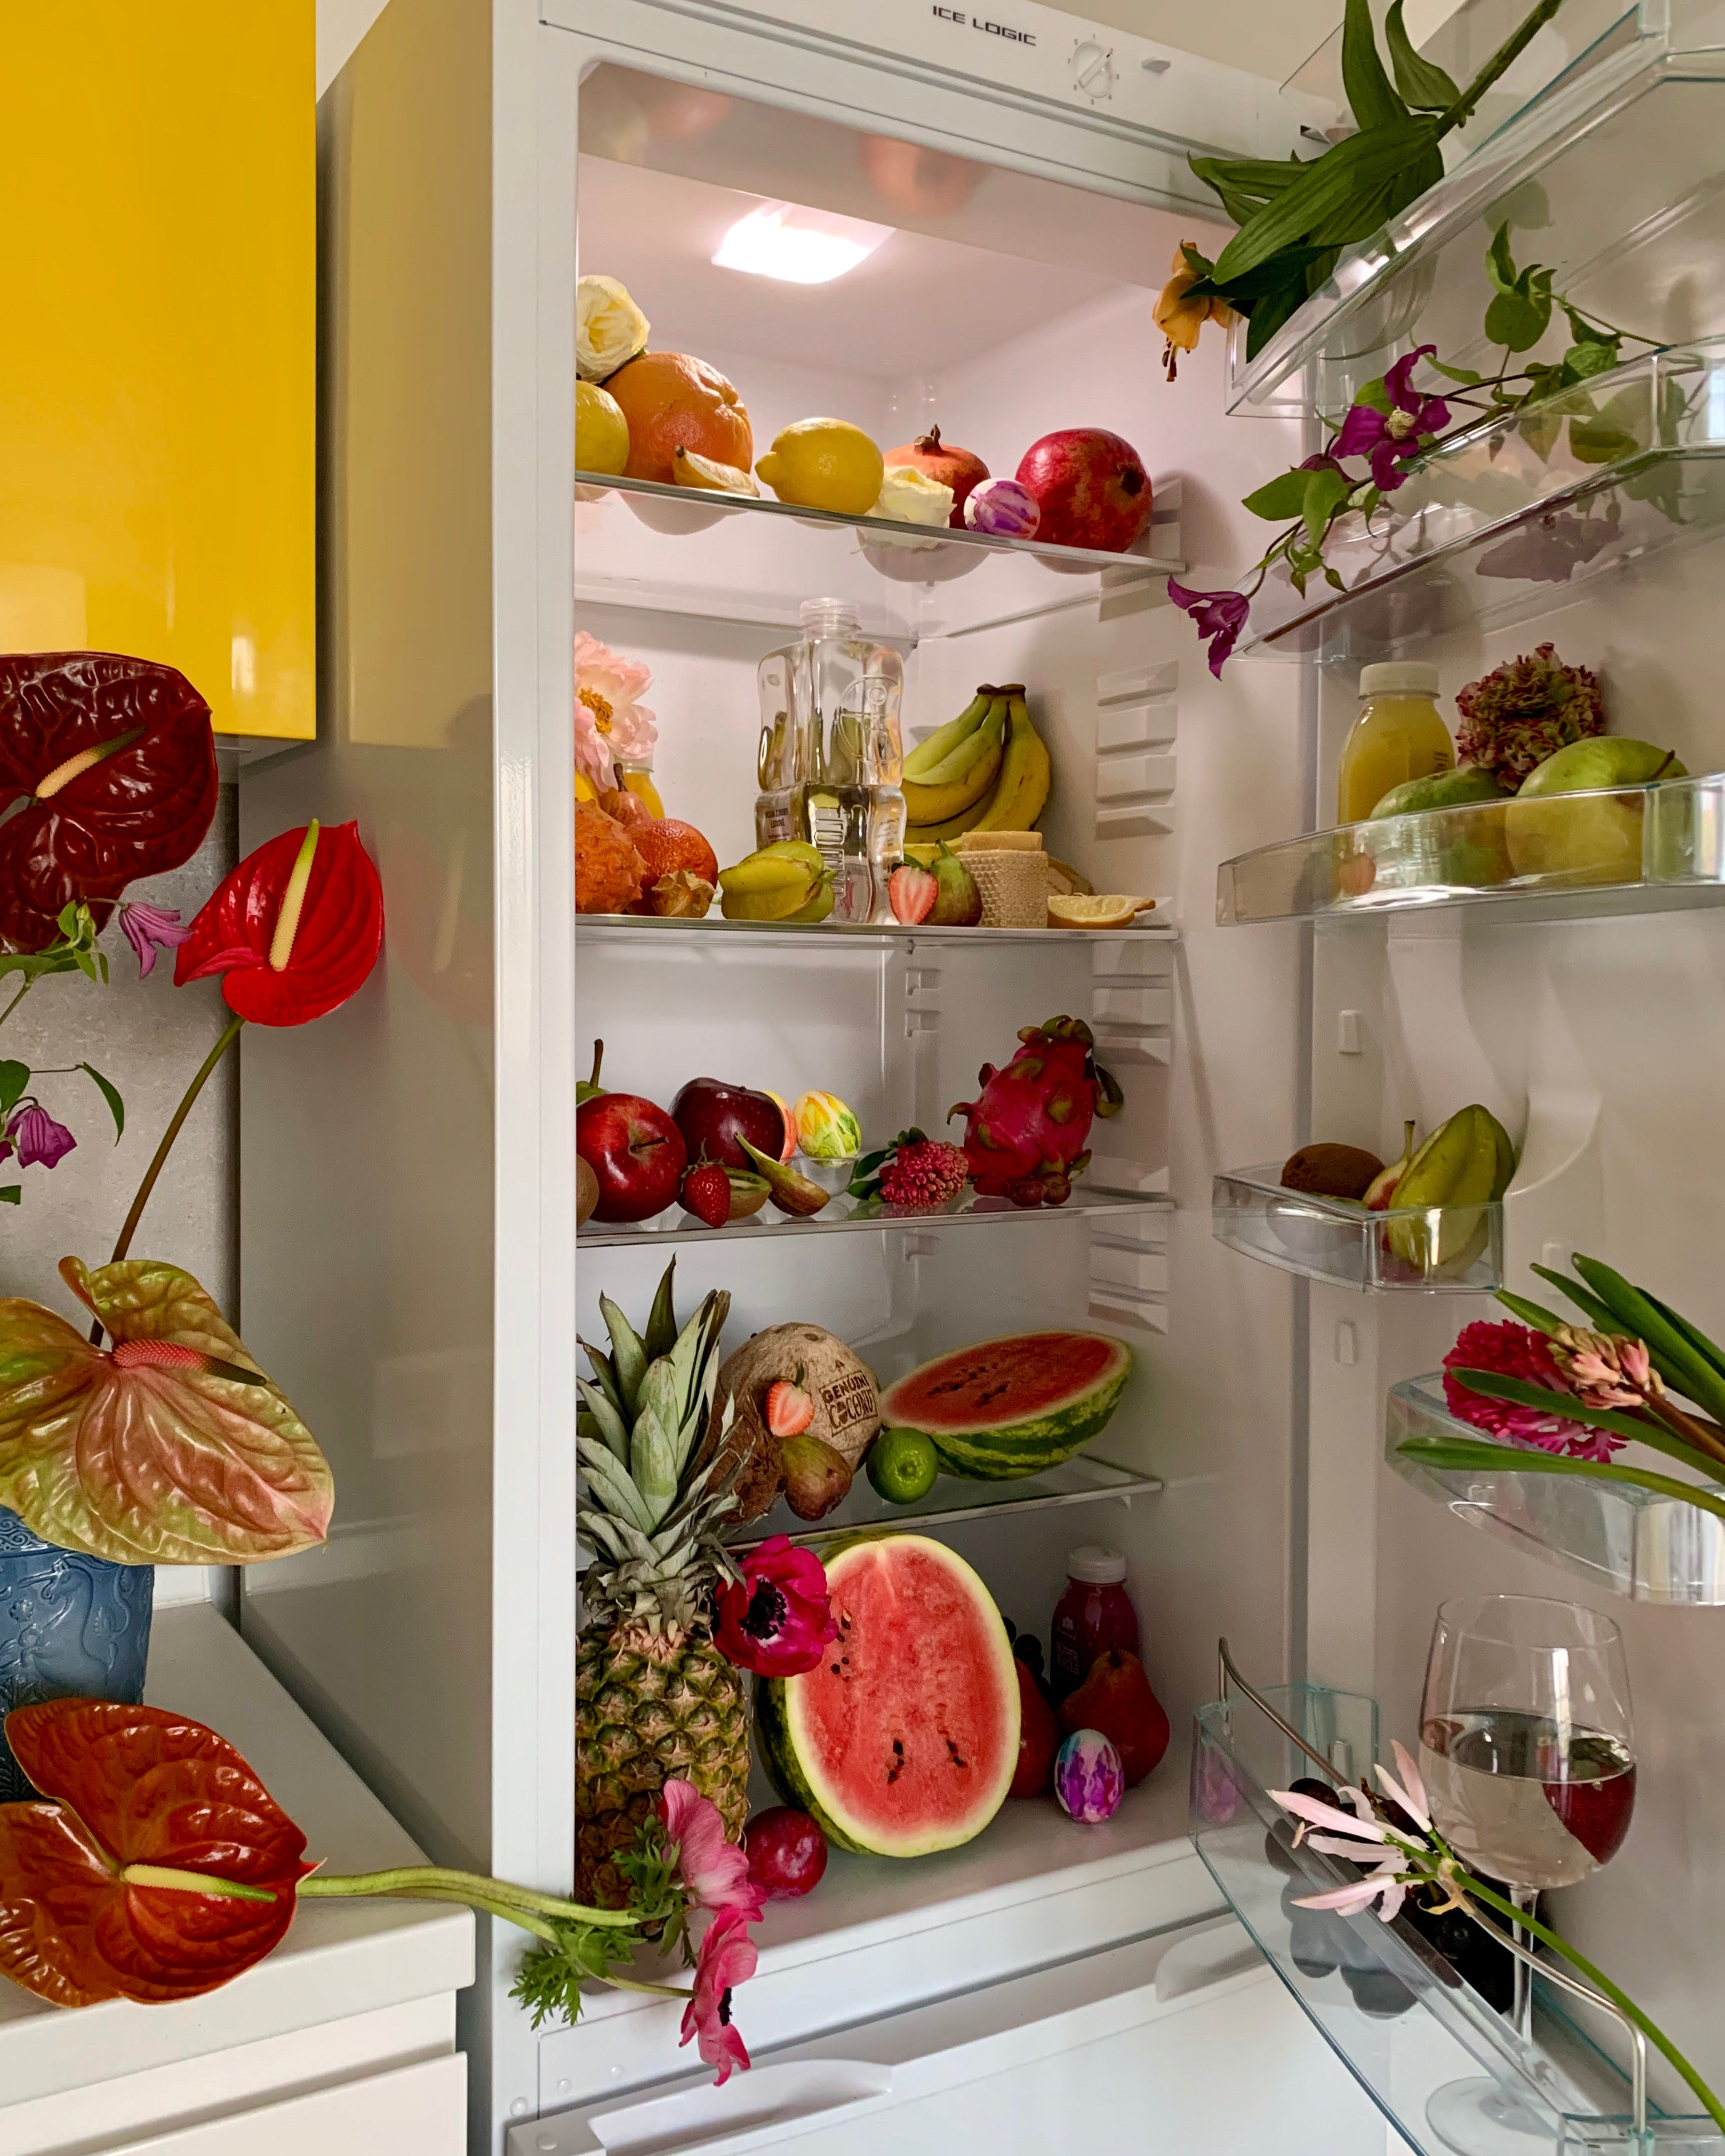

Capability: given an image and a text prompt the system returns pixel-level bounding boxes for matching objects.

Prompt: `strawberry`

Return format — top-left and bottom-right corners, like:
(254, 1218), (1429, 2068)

(681, 1160), (732, 1229)
(765, 1364), (815, 1438)
(888, 863), (937, 925)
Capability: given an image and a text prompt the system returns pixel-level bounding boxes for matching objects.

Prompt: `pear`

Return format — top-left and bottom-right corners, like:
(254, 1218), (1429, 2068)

(577, 1041), (606, 1105)
(928, 842), (982, 927)
(1506, 738), (1685, 886)
(779, 1429), (852, 1520)
(1058, 1647), (1170, 1787)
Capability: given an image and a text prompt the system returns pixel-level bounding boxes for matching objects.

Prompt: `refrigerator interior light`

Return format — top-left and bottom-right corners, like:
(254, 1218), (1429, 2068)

(713, 201), (894, 284)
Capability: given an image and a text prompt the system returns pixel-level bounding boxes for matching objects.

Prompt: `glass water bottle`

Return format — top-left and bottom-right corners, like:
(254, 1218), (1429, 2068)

(795, 598), (904, 926)
(754, 644), (804, 849)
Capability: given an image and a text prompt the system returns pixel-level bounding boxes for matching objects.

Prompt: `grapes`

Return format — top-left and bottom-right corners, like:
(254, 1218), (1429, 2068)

(1012, 1633), (1045, 1679)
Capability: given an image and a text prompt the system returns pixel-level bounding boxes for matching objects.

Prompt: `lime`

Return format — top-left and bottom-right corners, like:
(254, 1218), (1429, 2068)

(867, 1427), (939, 1505)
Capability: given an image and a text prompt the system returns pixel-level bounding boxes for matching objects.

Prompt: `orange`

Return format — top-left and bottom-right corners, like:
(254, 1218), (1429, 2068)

(605, 352), (752, 484)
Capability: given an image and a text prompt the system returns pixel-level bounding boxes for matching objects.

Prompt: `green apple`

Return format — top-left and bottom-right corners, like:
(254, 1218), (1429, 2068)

(1369, 767), (1507, 818)
(1505, 738), (1686, 886)
(1369, 765), (1513, 891)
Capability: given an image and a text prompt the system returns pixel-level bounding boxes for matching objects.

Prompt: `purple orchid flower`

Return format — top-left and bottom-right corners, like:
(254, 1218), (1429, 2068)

(118, 901), (191, 980)
(2, 1102), (76, 1169)
(1168, 579), (1251, 677)
(1332, 346), (1451, 493)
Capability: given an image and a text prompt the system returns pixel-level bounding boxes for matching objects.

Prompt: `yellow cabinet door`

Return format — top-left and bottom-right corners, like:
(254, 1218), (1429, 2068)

(0, 2), (314, 740)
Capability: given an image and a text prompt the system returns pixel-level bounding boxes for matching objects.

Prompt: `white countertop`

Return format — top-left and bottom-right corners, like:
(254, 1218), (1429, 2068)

(0, 1603), (474, 2108)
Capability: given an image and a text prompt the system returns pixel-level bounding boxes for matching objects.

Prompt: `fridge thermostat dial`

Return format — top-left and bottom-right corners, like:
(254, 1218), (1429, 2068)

(1069, 40), (1116, 100)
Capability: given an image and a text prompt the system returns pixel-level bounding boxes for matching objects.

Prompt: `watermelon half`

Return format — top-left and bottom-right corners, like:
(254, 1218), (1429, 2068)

(756, 1534), (1019, 1857)
(877, 1331), (1132, 1480)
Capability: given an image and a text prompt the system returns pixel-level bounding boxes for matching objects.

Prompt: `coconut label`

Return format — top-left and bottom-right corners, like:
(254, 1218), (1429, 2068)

(821, 1368), (877, 1433)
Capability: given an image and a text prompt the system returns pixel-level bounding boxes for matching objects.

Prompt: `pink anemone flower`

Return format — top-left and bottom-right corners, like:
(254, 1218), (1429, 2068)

(659, 1780), (761, 1921)
(714, 1535), (839, 1677)
(681, 1904), (758, 2084)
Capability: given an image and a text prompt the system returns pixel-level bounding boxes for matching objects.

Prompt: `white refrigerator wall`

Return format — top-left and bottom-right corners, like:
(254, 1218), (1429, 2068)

(1298, 539), (1725, 2106)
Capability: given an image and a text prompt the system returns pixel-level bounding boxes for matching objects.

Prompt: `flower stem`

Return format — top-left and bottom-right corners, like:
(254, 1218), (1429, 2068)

(105, 1014), (245, 1278)
(1460, 1871), (1725, 2132)
(1435, 0), (1568, 136)
(0, 977), (33, 1031)
(297, 1866), (641, 1927)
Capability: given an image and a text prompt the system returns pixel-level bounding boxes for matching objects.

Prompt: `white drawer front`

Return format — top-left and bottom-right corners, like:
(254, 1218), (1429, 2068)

(100, 2054), (466, 2156)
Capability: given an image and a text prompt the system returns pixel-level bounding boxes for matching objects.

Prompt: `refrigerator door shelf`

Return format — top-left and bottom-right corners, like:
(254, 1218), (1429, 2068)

(515, 1914), (1385, 2155)
(1191, 1680), (1724, 2152)
(1213, 1166), (1504, 1294)
(1388, 1373), (1725, 1606)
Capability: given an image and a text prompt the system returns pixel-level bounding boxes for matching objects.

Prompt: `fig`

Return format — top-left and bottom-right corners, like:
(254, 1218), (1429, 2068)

(577, 1155), (599, 1226)
(738, 1136), (831, 1216)
(779, 1428), (852, 1520)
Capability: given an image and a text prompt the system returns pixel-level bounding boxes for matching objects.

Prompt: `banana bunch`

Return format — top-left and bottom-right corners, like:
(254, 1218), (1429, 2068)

(718, 839), (835, 923)
(903, 684), (1051, 846)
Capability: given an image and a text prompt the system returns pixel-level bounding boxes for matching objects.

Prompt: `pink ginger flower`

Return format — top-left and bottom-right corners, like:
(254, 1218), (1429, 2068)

(117, 901), (191, 979)
(1442, 1319), (1621, 1462)
(575, 631), (656, 790)
(681, 1904), (757, 2084)
(659, 1779), (762, 1921)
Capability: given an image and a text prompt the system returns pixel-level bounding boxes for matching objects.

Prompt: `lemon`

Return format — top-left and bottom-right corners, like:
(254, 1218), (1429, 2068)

(576, 380), (630, 476)
(756, 419), (884, 516)
(1047, 892), (1154, 929)
(672, 445), (759, 496)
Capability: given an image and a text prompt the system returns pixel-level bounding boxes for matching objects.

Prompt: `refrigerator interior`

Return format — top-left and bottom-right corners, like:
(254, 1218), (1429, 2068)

(570, 61), (1310, 1827)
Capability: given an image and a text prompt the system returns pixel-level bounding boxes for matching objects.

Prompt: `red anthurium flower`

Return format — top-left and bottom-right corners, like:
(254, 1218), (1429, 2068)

(0, 1698), (312, 2007)
(0, 654), (218, 955)
(175, 820), (384, 1026)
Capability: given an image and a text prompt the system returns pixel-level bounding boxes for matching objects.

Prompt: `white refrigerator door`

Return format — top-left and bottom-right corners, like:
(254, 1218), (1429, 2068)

(512, 1918), (1389, 2155)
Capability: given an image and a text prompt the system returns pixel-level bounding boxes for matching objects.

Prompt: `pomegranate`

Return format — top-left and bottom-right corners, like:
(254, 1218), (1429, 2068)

(745, 1807), (829, 1900)
(1015, 429), (1153, 554)
(884, 426), (989, 528)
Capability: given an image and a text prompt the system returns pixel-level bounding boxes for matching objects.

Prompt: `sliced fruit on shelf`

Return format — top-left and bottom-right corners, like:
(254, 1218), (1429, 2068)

(1281, 1142), (1385, 1202)
(879, 1330), (1132, 1480)
(1046, 893), (1153, 929)
(765, 1367), (815, 1440)
(706, 1322), (879, 1522)
(1364, 1122), (1417, 1211)
(866, 1426), (939, 1504)
(949, 1013), (1121, 1197)
(755, 418), (884, 516)
(756, 1534), (1019, 1856)
(1059, 1647), (1169, 1787)
(762, 1091), (799, 1162)
(725, 1169), (771, 1221)
(1046, 858), (1094, 898)
(889, 859), (937, 924)
(738, 1137), (832, 1216)
(671, 443), (760, 494)
(884, 425), (989, 526)
(605, 350), (751, 484)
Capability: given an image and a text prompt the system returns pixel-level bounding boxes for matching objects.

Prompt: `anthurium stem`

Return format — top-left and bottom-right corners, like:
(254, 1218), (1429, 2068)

(1460, 1872), (1725, 2132)
(297, 1866), (640, 1926)
(104, 1014), (245, 1290)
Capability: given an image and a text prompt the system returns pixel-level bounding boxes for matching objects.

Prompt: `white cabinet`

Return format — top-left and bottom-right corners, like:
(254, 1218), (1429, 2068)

(101, 2056), (465, 2156)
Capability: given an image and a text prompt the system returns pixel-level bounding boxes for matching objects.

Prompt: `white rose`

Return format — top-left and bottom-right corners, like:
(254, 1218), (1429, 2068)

(577, 275), (650, 382)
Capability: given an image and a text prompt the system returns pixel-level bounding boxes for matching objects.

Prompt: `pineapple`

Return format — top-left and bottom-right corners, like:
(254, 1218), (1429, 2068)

(575, 1260), (749, 1906)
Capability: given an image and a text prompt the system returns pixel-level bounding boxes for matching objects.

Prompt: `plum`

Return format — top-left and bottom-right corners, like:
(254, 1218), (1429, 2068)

(745, 1807), (828, 1901)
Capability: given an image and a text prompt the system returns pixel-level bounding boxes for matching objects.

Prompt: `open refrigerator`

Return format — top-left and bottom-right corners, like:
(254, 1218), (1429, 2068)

(236, 0), (1725, 2148)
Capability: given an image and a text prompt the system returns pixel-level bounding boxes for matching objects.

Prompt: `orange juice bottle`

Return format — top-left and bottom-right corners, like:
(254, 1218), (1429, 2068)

(1337, 663), (1454, 824)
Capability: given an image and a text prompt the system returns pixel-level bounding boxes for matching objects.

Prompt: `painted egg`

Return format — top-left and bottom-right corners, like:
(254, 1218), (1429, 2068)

(963, 477), (1041, 540)
(1054, 1728), (1124, 1823)
(793, 1090), (863, 1161)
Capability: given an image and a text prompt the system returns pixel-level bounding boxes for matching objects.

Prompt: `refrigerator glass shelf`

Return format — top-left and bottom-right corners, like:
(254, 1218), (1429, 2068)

(724, 1449), (1160, 1552)
(576, 913), (1171, 952)
(1233, 338), (1725, 661)
(1191, 1678), (1723, 2152)
(1212, 1165), (1503, 1293)
(1386, 1373), (1725, 1605)
(578, 1187), (1172, 1250)
(1217, 774), (1725, 928)
(1224, 8), (1725, 420)
(572, 470), (1183, 643)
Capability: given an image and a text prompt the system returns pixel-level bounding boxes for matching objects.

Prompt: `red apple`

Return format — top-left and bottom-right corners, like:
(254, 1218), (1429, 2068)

(1014, 429), (1153, 553)
(884, 425), (990, 528)
(577, 1093), (686, 1222)
(671, 1077), (787, 1172)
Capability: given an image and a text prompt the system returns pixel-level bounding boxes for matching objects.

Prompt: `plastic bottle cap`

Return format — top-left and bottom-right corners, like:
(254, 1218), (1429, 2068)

(1359, 662), (1439, 696)
(1066, 1545), (1127, 1583)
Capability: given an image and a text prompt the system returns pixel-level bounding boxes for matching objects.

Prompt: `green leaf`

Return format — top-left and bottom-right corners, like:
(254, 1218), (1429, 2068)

(1397, 1437), (1725, 1524)
(1342, 0), (1408, 129)
(1521, 405), (1562, 461)
(1645, 1291), (1725, 1381)
(576, 1434), (653, 1532)
(1211, 119), (1438, 285)
(1427, 358), (1486, 385)
(643, 1259), (678, 1364)
(1241, 470), (1315, 522)
(1386, 0), (1460, 108)
(1495, 1289), (1567, 1335)
(1446, 1370), (1667, 1448)
(1179, 242), (1215, 278)
(1302, 465), (1353, 545)
(1487, 220), (1521, 296)
(0, 1062), (28, 1117)
(0, 1187), (17, 1206)
(1485, 282), (1551, 353)
(79, 1062), (124, 1142)
(575, 1378), (630, 1463)
(1352, 375), (1393, 415)
(1562, 302), (1616, 348)
(1572, 1254), (1725, 1420)
(600, 1294), (649, 1416)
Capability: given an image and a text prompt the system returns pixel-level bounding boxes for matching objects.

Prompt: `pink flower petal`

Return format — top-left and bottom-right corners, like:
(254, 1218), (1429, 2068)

(1270, 1790), (1389, 1842)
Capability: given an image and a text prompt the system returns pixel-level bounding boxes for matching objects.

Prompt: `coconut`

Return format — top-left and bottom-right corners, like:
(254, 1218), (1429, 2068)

(705, 1323), (881, 1521)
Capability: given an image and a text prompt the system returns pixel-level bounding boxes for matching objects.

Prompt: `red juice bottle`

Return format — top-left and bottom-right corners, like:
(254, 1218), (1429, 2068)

(1051, 1546), (1140, 1701)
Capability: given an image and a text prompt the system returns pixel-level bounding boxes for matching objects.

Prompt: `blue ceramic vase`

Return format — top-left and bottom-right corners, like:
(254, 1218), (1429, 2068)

(0, 1505), (154, 1799)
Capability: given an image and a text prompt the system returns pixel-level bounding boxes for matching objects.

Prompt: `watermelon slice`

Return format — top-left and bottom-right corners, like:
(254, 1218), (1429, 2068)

(878, 1331), (1131, 1480)
(756, 1534), (1019, 1857)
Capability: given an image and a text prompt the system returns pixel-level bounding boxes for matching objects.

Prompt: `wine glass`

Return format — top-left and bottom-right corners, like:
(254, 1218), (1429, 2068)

(1420, 1595), (1636, 2155)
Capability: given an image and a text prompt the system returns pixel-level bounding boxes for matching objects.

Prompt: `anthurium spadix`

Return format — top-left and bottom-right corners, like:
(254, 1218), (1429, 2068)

(0, 1258), (333, 1565)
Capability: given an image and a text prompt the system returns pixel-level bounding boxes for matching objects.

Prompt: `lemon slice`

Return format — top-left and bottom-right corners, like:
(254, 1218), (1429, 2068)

(672, 445), (760, 496)
(1047, 892), (1153, 929)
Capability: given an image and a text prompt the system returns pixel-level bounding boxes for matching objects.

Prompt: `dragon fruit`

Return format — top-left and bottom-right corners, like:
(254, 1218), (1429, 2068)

(948, 1014), (1122, 1198)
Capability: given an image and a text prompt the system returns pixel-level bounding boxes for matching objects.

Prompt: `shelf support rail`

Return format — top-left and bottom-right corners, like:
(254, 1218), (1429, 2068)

(1214, 1638), (1649, 2139)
